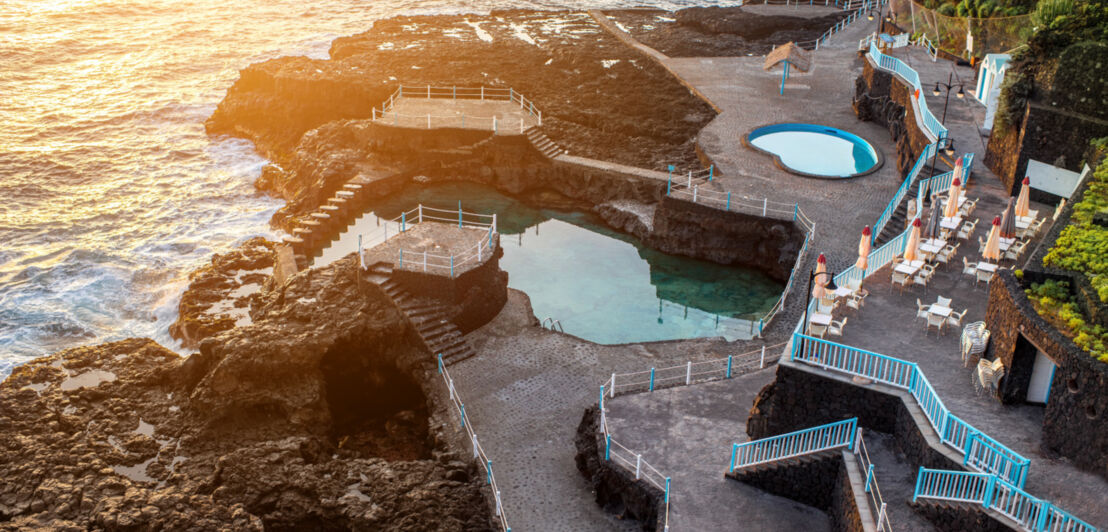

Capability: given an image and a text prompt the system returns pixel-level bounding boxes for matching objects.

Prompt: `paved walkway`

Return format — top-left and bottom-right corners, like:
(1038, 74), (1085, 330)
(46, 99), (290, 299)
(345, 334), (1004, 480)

(605, 369), (832, 531)
(450, 289), (737, 531)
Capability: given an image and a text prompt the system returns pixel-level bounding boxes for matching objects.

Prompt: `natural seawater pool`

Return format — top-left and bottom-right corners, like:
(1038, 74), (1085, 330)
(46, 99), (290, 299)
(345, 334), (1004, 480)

(748, 123), (879, 178)
(316, 182), (783, 344)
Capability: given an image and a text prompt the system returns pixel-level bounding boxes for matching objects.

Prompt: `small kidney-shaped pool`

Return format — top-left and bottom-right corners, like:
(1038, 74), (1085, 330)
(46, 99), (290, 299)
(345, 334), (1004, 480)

(746, 123), (882, 179)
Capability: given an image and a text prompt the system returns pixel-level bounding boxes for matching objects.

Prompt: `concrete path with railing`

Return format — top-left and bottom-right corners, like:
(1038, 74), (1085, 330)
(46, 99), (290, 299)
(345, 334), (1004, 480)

(604, 368), (833, 531)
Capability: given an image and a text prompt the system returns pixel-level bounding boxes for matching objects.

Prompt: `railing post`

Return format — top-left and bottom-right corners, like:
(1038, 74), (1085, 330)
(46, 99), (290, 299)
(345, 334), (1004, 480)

(687, 171), (692, 189)
(635, 454), (642, 479)
(730, 443), (738, 472)
(666, 177), (671, 196)
(372, 108), (376, 120)
(423, 251), (427, 272)
(912, 467), (925, 503)
(538, 110), (542, 126)
(982, 473), (997, 509)
(610, 373), (616, 397)
(649, 368), (656, 391)
(401, 211), (406, 232)
(876, 503), (887, 530)
(726, 192), (731, 211)
(665, 477), (670, 503)
(865, 464), (874, 492)
(450, 256), (454, 278)
(481, 86), (484, 100)
(709, 165), (714, 181)
(693, 185), (698, 203)
(760, 346), (766, 368)
(493, 115), (497, 133)
(426, 83), (430, 99)
(460, 404), (466, 428)
(437, 353), (444, 374)
(458, 201), (463, 227)
(763, 197), (768, 216)
(685, 361), (692, 385)
(1036, 502), (1051, 531)
(472, 433), (479, 459)
(399, 249), (403, 269)
(453, 85), (456, 100)
(495, 490), (501, 517)
(793, 203), (798, 221)
(486, 460), (491, 483)
(726, 355), (733, 378)
(605, 434), (611, 460)
(427, 113), (431, 129)
(599, 385), (605, 411)
(509, 87), (513, 101)
(854, 427), (862, 454)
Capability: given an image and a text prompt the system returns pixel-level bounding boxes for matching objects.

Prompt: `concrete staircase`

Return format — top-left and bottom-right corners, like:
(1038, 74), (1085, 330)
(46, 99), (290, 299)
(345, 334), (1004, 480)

(873, 177), (923, 248)
(366, 263), (477, 366)
(283, 181), (366, 269)
(525, 126), (563, 159)
(725, 448), (842, 480)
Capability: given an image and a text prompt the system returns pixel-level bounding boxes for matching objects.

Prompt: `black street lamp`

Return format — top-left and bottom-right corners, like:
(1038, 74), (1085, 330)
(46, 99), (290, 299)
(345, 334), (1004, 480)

(868, 5), (893, 33)
(803, 270), (838, 334)
(921, 74), (964, 207)
(922, 139), (958, 208)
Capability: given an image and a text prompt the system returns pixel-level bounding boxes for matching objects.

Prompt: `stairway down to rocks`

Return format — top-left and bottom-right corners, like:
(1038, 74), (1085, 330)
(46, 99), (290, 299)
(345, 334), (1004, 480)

(365, 263), (477, 367)
(873, 176), (924, 248)
(725, 448), (842, 481)
(525, 126), (563, 159)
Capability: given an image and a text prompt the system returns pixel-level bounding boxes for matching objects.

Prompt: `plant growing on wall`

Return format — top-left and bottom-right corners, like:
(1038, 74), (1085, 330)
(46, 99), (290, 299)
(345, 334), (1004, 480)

(1026, 280), (1108, 362)
(1043, 153), (1108, 301)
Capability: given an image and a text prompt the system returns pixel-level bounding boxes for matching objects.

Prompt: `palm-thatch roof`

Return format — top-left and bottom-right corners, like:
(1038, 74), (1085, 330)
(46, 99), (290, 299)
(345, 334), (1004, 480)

(764, 42), (811, 73)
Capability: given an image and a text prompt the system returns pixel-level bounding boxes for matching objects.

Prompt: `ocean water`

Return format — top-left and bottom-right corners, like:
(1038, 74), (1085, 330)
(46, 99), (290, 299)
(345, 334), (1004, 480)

(0, 0), (738, 378)
(315, 183), (784, 344)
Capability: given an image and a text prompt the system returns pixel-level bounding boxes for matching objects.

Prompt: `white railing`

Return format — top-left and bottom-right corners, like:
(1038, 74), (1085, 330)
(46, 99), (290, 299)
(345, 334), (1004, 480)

(809, 0), (886, 51)
(373, 85), (542, 133)
(600, 343), (786, 397)
(867, 42), (949, 142)
(852, 429), (892, 532)
(597, 391), (671, 531)
(913, 34), (939, 61)
(913, 468), (1099, 532)
(435, 355), (510, 531)
(357, 204), (498, 278)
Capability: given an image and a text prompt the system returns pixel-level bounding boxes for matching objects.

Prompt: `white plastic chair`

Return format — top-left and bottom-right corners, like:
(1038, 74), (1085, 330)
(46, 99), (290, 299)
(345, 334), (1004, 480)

(962, 257), (977, 276)
(914, 265), (935, 292)
(947, 308), (968, 329)
(926, 312), (946, 335)
(809, 323), (828, 338)
(975, 268), (995, 286)
(936, 296), (952, 307)
(975, 358), (1005, 398)
(956, 219), (976, 240)
(1004, 240), (1027, 261)
(828, 317), (848, 337)
(916, 299), (929, 320)
(892, 271), (911, 292)
(845, 292), (866, 311)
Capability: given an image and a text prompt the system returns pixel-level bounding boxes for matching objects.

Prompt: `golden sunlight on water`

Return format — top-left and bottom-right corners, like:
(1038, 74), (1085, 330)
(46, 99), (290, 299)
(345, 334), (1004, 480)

(0, 0), (720, 377)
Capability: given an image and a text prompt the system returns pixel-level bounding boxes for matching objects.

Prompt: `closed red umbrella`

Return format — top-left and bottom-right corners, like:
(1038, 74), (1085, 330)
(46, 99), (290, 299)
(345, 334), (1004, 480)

(983, 216), (1002, 262)
(903, 218), (922, 262)
(1000, 197), (1017, 240)
(1016, 177), (1031, 218)
(812, 253), (828, 299)
(856, 226), (872, 272)
(944, 175), (962, 219)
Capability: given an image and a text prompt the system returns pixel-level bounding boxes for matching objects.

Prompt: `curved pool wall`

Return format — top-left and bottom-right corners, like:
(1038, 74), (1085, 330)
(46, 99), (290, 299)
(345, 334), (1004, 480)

(744, 123), (884, 179)
(315, 182), (785, 344)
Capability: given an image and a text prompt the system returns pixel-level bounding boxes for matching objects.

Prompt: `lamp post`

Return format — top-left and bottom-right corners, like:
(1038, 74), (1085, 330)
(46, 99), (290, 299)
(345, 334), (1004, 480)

(922, 139), (958, 208)
(803, 270), (838, 334)
(921, 75), (963, 206)
(868, 4), (892, 34)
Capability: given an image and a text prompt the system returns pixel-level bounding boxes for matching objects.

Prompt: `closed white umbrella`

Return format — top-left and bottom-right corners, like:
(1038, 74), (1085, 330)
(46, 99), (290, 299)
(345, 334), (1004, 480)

(1015, 176), (1031, 218)
(856, 226), (872, 272)
(983, 216), (1002, 263)
(944, 175), (963, 219)
(1000, 197), (1017, 240)
(812, 253), (828, 299)
(903, 218), (922, 263)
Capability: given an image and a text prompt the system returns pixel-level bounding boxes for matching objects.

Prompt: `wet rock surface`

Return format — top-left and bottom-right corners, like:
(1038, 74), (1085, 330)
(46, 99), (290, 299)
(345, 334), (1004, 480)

(207, 10), (715, 172)
(605, 7), (848, 57)
(168, 236), (277, 350)
(1, 256), (494, 530)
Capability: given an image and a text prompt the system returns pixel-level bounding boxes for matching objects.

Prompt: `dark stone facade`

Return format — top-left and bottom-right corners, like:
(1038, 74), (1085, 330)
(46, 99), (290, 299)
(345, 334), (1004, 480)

(983, 270), (1108, 480)
(747, 363), (963, 472)
(911, 500), (1014, 532)
(854, 59), (934, 177)
(574, 406), (664, 532)
(726, 450), (865, 532)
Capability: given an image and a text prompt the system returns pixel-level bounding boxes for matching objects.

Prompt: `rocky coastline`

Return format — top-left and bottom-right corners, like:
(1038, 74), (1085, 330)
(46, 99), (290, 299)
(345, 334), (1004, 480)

(1, 5), (830, 529)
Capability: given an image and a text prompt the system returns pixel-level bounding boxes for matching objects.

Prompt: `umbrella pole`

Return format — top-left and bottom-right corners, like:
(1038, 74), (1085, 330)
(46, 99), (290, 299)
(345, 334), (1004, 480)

(780, 61), (790, 95)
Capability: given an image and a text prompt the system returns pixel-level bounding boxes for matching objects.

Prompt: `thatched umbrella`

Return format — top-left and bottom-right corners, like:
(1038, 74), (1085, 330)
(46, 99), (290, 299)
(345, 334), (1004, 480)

(983, 216), (1002, 263)
(764, 42), (811, 95)
(904, 218), (922, 262)
(812, 253), (828, 299)
(1000, 197), (1017, 240)
(943, 175), (962, 219)
(1015, 176), (1031, 218)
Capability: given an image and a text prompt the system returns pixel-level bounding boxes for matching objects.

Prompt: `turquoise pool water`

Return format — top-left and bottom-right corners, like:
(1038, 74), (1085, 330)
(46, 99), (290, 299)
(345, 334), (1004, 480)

(317, 183), (783, 344)
(748, 123), (880, 178)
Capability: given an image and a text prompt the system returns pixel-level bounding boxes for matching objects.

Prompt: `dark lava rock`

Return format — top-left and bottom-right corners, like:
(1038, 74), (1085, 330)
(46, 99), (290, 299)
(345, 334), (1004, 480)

(1, 256), (495, 530)
(169, 236), (277, 350)
(607, 7), (848, 57)
(207, 10), (716, 172)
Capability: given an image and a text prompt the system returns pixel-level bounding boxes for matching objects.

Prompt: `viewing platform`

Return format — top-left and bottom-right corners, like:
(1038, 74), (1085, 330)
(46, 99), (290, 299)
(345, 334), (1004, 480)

(371, 85), (542, 134)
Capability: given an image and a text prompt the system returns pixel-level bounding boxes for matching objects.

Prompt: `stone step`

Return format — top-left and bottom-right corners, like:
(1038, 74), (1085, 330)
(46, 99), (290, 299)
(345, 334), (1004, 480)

(343, 183), (363, 191)
(336, 190), (356, 198)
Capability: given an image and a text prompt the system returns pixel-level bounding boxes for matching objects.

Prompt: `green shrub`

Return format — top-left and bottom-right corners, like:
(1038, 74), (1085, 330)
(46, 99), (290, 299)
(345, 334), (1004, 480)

(1026, 280), (1108, 362)
(1043, 155), (1108, 302)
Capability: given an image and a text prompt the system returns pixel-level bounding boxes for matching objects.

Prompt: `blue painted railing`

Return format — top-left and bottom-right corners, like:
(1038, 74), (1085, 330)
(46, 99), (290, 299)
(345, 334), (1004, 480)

(915, 152), (976, 207)
(873, 142), (937, 244)
(868, 42), (949, 142)
(790, 334), (1031, 487)
(914, 468), (1099, 532)
(728, 418), (857, 472)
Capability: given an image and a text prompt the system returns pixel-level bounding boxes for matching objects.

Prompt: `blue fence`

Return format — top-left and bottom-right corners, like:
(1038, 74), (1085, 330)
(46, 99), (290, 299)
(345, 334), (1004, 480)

(914, 468), (1099, 532)
(729, 418), (857, 472)
(790, 334), (1031, 487)
(867, 43), (949, 142)
(915, 152), (976, 208)
(872, 142), (936, 243)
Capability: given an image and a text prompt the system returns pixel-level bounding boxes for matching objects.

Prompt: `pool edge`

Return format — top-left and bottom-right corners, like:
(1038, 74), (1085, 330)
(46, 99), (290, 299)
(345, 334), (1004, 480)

(741, 122), (886, 180)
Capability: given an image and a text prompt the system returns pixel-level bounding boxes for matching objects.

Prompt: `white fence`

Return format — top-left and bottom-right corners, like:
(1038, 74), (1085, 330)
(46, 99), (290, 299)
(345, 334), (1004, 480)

(852, 429), (892, 532)
(597, 399), (672, 531)
(357, 204), (498, 278)
(436, 355), (510, 531)
(372, 85), (542, 134)
(601, 343), (787, 397)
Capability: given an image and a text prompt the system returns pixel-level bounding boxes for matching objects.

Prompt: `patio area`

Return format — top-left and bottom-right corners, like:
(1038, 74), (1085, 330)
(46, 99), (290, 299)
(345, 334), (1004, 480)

(797, 180), (1108, 527)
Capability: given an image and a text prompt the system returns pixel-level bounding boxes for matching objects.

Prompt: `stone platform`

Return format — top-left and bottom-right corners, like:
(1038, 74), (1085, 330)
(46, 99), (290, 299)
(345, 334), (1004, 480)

(377, 96), (541, 134)
(361, 222), (494, 277)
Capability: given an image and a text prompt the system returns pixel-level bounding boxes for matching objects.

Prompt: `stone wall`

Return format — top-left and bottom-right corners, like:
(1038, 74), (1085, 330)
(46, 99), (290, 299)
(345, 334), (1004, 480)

(854, 59), (933, 176)
(747, 363), (963, 472)
(391, 237), (509, 334)
(726, 450), (866, 532)
(574, 406), (664, 532)
(910, 500), (1014, 532)
(983, 270), (1108, 480)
